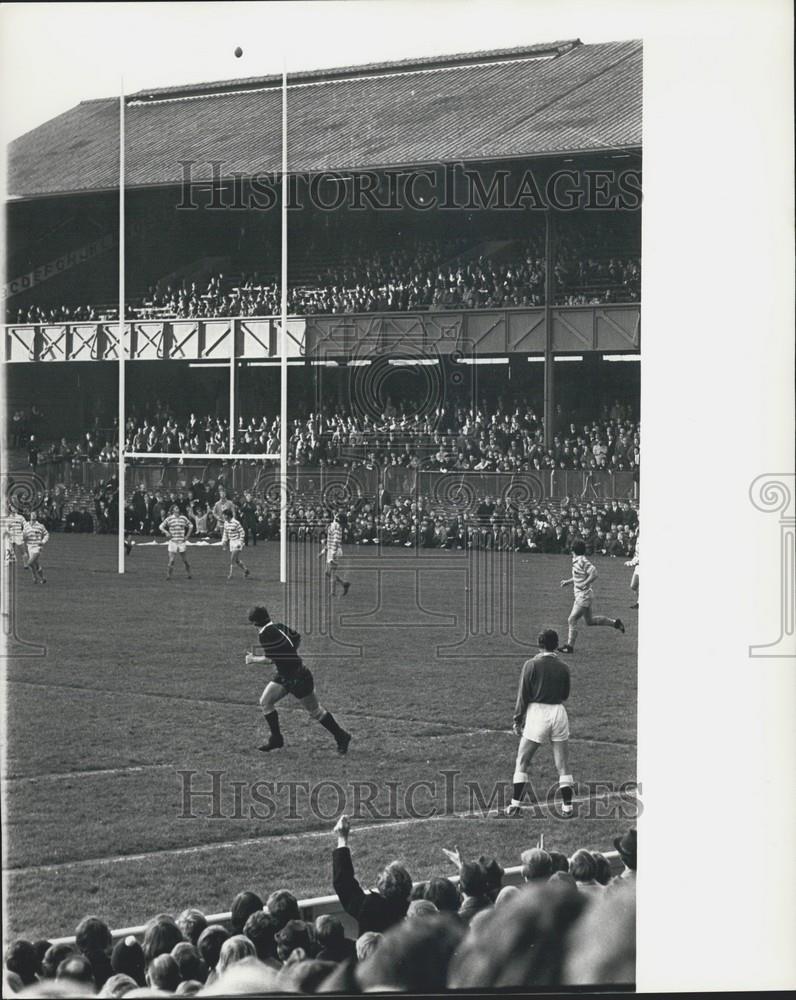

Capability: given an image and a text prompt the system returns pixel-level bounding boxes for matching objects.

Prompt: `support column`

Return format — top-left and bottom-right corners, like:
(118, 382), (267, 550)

(543, 209), (555, 447)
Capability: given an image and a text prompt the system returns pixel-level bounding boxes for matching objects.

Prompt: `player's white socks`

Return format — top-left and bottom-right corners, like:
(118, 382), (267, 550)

(567, 626), (578, 646)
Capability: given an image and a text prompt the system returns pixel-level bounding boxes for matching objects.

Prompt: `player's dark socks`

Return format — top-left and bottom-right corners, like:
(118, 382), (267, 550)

(319, 711), (346, 741)
(335, 731), (352, 756)
(614, 618), (625, 633)
(342, 581), (350, 596)
(512, 781), (527, 803)
(264, 710), (282, 740)
(258, 736), (284, 752)
(561, 785), (574, 807)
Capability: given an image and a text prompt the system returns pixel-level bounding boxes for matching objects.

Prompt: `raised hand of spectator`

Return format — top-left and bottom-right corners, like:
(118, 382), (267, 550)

(333, 814), (351, 847)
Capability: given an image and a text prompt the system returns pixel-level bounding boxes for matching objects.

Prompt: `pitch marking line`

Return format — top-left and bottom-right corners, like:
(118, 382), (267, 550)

(1, 764), (173, 784)
(6, 680), (635, 751)
(4, 789), (638, 877)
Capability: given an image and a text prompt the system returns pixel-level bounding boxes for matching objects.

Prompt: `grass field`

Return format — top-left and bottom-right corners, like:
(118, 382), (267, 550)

(2, 534), (637, 939)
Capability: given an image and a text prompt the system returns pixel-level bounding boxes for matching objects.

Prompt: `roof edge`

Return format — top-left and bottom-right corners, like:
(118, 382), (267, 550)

(128, 39), (583, 101)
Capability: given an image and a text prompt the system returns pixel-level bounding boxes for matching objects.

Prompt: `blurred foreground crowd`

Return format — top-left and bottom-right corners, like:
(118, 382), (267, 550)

(3, 825), (636, 995)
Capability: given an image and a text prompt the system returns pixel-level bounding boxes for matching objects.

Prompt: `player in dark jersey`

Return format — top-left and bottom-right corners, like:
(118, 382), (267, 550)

(505, 628), (575, 818)
(244, 605), (352, 754)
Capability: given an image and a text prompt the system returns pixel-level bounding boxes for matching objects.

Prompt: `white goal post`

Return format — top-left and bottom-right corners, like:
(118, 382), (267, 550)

(116, 68), (291, 583)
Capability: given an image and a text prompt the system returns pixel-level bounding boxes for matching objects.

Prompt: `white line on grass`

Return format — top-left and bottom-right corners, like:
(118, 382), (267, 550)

(1, 764), (173, 784)
(4, 789), (636, 877)
(7, 680), (635, 751)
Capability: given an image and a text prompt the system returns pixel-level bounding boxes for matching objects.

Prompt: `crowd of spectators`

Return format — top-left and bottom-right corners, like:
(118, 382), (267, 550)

(2, 823), (636, 995)
(110, 398), (640, 473)
(14, 464), (639, 556)
(8, 231), (640, 324)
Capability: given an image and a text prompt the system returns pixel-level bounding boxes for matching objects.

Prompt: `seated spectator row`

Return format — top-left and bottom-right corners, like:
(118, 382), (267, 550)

(2, 824), (636, 995)
(8, 234), (640, 324)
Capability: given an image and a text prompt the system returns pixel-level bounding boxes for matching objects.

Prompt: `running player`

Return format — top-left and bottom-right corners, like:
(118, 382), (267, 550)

(22, 510), (49, 584)
(2, 502), (27, 565)
(506, 629), (574, 817)
(244, 605), (352, 754)
(221, 509), (250, 582)
(625, 538), (639, 609)
(557, 540), (624, 653)
(159, 503), (193, 580)
(318, 512), (350, 597)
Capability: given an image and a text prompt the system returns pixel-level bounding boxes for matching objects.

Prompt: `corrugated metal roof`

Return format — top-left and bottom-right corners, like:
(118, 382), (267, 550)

(8, 39), (641, 199)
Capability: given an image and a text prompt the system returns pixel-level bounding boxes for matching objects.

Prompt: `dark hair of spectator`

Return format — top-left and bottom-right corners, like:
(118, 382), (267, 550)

(315, 914), (345, 950)
(424, 876), (461, 913)
(171, 941), (207, 984)
(4, 939), (39, 986)
(570, 849), (598, 883)
(243, 910), (279, 963)
(571, 539), (587, 555)
(478, 856), (505, 899)
(31, 939), (52, 975)
(111, 935), (145, 985)
(42, 943), (76, 980)
(275, 919), (312, 962)
(230, 890), (264, 934)
(197, 924), (230, 970)
(265, 889), (301, 931)
(142, 916), (183, 965)
(592, 851), (613, 886)
(75, 915), (112, 956)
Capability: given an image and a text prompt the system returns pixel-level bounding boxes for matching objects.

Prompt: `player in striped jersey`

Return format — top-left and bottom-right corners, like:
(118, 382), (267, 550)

(558, 540), (624, 653)
(625, 538), (639, 608)
(221, 509), (250, 581)
(318, 512), (350, 597)
(159, 504), (193, 580)
(2, 502), (27, 565)
(22, 510), (49, 584)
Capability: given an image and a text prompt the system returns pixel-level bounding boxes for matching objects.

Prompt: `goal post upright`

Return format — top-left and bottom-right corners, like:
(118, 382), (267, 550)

(279, 61), (288, 585)
(117, 77), (126, 574)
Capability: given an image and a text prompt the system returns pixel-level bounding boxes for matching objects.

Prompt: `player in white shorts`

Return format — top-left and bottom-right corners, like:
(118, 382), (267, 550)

(159, 504), (193, 580)
(221, 509), (250, 581)
(2, 503), (27, 565)
(318, 512), (350, 597)
(505, 629), (574, 818)
(625, 538), (639, 609)
(558, 540), (624, 653)
(22, 510), (49, 584)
